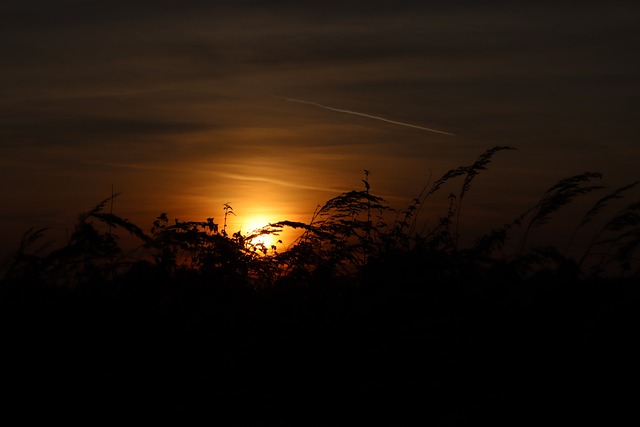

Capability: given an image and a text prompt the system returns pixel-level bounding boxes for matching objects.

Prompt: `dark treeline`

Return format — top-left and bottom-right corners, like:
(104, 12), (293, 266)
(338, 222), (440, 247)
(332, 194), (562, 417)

(1, 147), (639, 425)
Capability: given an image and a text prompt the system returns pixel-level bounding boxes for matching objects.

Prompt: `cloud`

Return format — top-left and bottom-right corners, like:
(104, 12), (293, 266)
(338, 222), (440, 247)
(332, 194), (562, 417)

(89, 160), (343, 194)
(0, 113), (215, 147)
(216, 172), (343, 193)
(2, 0), (639, 255)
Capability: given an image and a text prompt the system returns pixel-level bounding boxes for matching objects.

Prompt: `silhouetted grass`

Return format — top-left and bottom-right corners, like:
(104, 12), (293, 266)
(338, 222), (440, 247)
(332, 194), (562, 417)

(1, 147), (639, 425)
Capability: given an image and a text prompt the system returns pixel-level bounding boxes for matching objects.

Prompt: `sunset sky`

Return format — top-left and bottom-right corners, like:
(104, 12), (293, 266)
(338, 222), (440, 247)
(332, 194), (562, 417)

(1, 1), (639, 257)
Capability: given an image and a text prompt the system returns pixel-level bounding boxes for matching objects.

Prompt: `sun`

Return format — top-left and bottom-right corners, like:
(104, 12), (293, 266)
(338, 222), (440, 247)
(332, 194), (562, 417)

(242, 216), (280, 251)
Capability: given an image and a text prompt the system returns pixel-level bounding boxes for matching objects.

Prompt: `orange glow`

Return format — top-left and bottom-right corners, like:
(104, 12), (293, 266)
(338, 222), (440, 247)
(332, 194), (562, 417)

(223, 209), (299, 254)
(242, 215), (279, 250)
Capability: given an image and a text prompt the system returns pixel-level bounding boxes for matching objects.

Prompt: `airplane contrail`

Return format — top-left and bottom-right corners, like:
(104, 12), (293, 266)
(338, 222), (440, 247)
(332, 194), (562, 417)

(270, 95), (455, 136)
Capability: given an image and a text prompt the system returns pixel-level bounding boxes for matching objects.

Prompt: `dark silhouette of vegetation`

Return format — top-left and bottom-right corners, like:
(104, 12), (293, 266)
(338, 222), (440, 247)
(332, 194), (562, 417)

(1, 147), (639, 425)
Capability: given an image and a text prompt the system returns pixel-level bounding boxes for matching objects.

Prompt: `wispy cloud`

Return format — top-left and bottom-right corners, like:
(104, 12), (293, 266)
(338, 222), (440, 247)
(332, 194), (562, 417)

(216, 172), (343, 193)
(89, 161), (343, 193)
(270, 94), (455, 136)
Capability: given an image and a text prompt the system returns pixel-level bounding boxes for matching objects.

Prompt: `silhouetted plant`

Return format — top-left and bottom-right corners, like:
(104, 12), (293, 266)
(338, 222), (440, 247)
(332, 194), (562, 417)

(144, 207), (280, 286)
(2, 147), (639, 289)
(267, 184), (394, 283)
(454, 146), (516, 248)
(405, 146), (515, 240)
(583, 200), (640, 276)
(2, 195), (148, 286)
(568, 181), (640, 254)
(3, 149), (639, 426)
(517, 172), (604, 251)
(1, 227), (51, 283)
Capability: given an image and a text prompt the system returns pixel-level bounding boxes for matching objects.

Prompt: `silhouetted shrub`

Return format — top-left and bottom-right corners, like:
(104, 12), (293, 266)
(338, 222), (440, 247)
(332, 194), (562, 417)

(1, 147), (639, 423)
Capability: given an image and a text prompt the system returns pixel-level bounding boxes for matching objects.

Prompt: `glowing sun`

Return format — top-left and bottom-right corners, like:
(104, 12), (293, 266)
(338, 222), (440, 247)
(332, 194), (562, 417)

(242, 216), (280, 251)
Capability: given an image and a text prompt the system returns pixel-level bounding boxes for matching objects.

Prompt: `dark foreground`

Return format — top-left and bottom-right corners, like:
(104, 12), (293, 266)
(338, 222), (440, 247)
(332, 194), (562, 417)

(2, 265), (639, 426)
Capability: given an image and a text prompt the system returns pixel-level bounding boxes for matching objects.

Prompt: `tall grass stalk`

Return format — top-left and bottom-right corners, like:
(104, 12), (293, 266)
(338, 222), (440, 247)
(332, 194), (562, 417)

(3, 147), (639, 286)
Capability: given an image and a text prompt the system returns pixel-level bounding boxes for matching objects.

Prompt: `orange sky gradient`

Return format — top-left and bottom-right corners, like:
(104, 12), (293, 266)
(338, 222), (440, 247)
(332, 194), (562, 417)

(1, 1), (639, 260)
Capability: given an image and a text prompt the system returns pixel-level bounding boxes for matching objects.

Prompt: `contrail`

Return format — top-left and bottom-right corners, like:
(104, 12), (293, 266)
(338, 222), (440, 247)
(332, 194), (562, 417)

(270, 94), (454, 136)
